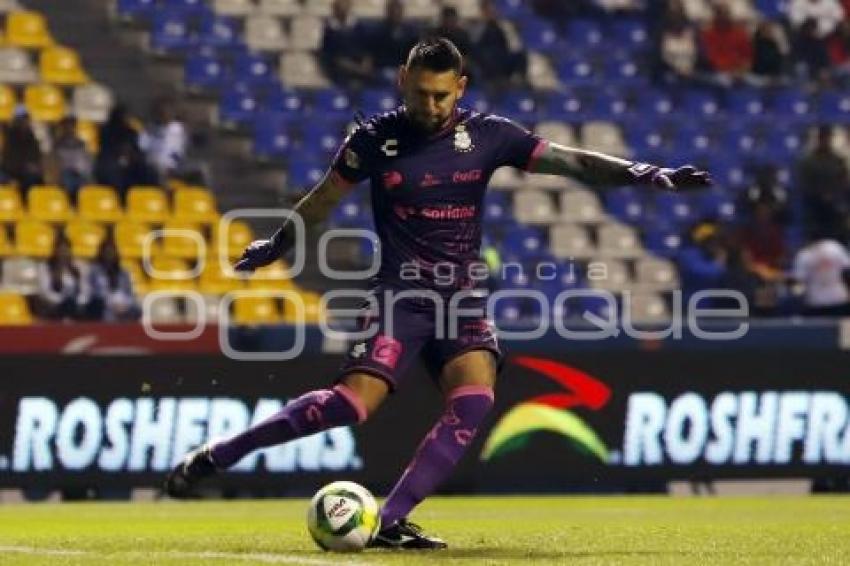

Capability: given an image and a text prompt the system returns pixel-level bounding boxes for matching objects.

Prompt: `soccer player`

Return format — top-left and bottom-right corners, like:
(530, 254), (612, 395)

(165, 38), (710, 549)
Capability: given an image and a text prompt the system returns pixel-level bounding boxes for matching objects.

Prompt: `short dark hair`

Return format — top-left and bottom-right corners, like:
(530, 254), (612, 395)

(406, 37), (463, 74)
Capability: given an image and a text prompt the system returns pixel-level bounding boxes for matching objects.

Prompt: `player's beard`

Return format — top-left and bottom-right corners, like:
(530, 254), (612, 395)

(406, 104), (456, 134)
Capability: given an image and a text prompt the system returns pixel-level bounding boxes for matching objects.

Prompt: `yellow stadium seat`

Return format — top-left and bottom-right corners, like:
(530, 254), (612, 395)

(15, 219), (54, 258)
(24, 83), (65, 122)
(6, 11), (53, 49)
(0, 84), (17, 121)
(248, 260), (297, 291)
(212, 219), (253, 259)
(173, 187), (218, 224)
(233, 295), (280, 325)
(78, 184), (122, 223)
(199, 257), (244, 295)
(64, 219), (105, 259)
(161, 220), (205, 259)
(126, 186), (169, 224)
(115, 220), (154, 260)
(27, 185), (73, 222)
(76, 119), (99, 153)
(40, 45), (88, 86)
(0, 226), (13, 256)
(0, 185), (24, 222)
(284, 290), (324, 324)
(147, 256), (197, 293)
(0, 291), (32, 325)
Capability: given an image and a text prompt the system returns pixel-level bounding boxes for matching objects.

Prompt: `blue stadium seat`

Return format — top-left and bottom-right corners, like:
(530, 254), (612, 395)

(675, 125), (718, 156)
(556, 57), (599, 86)
(633, 89), (676, 117)
(624, 121), (669, 154)
(484, 192), (511, 223)
(264, 86), (307, 118)
(150, 12), (197, 54)
(198, 15), (241, 49)
(502, 226), (546, 260)
(609, 20), (649, 52)
(493, 296), (524, 324)
(697, 190), (738, 223)
(287, 156), (326, 188)
(543, 91), (588, 121)
(654, 192), (696, 226)
(755, 0), (785, 19)
(494, 91), (538, 123)
(763, 125), (805, 161)
(313, 89), (354, 122)
(219, 87), (260, 128)
(603, 55), (646, 86)
(707, 156), (750, 188)
(463, 89), (491, 114)
(818, 91), (850, 124)
(359, 89), (398, 116)
(330, 197), (369, 228)
(184, 54), (228, 91)
(518, 19), (561, 53)
(589, 91), (629, 120)
(566, 19), (604, 49)
(606, 188), (646, 224)
(302, 125), (344, 155)
(644, 227), (683, 258)
(253, 112), (292, 159)
(679, 90), (720, 118)
(770, 87), (814, 120)
(232, 53), (278, 89)
(723, 125), (763, 160)
(161, 0), (209, 18)
(115, 0), (157, 22)
(725, 89), (765, 117)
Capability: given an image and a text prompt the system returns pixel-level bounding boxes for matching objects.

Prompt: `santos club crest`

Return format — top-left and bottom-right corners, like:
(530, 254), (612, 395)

(454, 124), (474, 153)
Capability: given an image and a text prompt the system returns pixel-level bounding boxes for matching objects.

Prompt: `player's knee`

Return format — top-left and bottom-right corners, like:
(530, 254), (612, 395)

(338, 372), (389, 421)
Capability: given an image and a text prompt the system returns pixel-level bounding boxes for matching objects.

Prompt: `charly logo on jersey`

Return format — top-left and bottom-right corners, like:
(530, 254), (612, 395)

(350, 342), (367, 359)
(344, 148), (360, 169)
(380, 139), (398, 157)
(453, 124), (474, 153)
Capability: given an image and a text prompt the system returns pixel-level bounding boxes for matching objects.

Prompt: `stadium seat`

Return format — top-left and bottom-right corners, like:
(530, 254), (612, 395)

(219, 86), (259, 129)
(596, 222), (643, 259)
(76, 119), (100, 153)
(634, 256), (680, 293)
(534, 121), (576, 146)
(78, 185), (123, 223)
(566, 19), (604, 49)
(199, 258), (243, 295)
(5, 11), (53, 49)
(526, 52), (561, 91)
(634, 89), (676, 117)
(559, 190), (605, 224)
(502, 226), (546, 260)
(396, 0), (438, 19)
(114, 0), (157, 23)
(549, 223), (595, 260)
(606, 188), (646, 225)
(257, 0), (303, 17)
(64, 219), (106, 259)
(0, 185), (24, 222)
(72, 83), (114, 123)
(149, 12), (197, 54)
(653, 192), (695, 227)
(588, 258), (632, 293)
(643, 228), (683, 259)
(494, 91), (538, 124)
(725, 89), (765, 118)
(244, 15), (288, 53)
(770, 88), (813, 120)
(160, 220), (205, 259)
(302, 0), (333, 17)
(679, 90), (720, 118)
(173, 187), (218, 224)
(543, 91), (588, 121)
(313, 88), (354, 121)
(126, 186), (170, 223)
(360, 89), (399, 115)
(145, 294), (184, 322)
(27, 185), (74, 223)
(15, 219), (54, 257)
(513, 190), (556, 225)
(610, 19), (649, 52)
(163, 0), (210, 18)
(40, 46), (88, 86)
(252, 113), (292, 159)
(288, 15), (323, 51)
(818, 91), (850, 124)
(0, 47), (37, 84)
(248, 260), (297, 291)
(294, 290), (325, 324)
(351, 0), (388, 19)
(0, 84), (16, 121)
(0, 0), (22, 14)
(0, 225), (13, 256)
(232, 53), (277, 88)
(286, 157), (325, 188)
(581, 121), (629, 157)
(184, 54), (228, 92)
(1, 256), (38, 292)
(198, 14), (241, 49)
(0, 292), (32, 325)
(212, 219), (253, 259)
(622, 291), (670, 324)
(115, 220), (154, 259)
(24, 83), (66, 122)
(147, 256), (197, 293)
(279, 51), (329, 88)
(556, 57), (598, 87)
(233, 295), (281, 325)
(213, 0), (255, 18)
(120, 258), (148, 295)
(518, 18), (560, 53)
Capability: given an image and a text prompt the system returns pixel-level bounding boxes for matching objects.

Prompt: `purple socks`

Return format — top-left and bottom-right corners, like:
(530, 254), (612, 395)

(380, 385), (494, 527)
(210, 384), (367, 468)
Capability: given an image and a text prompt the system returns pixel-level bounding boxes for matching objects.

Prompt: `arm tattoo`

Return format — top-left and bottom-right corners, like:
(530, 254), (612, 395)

(529, 142), (637, 187)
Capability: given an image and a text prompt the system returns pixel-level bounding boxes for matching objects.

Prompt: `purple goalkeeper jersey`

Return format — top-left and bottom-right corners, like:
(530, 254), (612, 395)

(331, 106), (545, 294)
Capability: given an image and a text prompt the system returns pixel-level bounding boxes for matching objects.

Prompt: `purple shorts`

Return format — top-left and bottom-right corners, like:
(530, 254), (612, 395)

(337, 288), (501, 391)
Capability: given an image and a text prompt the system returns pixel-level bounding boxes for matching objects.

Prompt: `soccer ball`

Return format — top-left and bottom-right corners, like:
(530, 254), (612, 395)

(306, 481), (380, 552)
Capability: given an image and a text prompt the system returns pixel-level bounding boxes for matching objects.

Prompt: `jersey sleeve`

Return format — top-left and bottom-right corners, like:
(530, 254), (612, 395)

(331, 124), (378, 184)
(487, 115), (547, 171)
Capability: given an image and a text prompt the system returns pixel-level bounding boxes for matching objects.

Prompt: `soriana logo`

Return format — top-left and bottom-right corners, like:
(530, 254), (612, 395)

(481, 356), (612, 463)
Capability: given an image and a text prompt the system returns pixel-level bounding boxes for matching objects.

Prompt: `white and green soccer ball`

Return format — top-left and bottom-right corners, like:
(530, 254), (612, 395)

(306, 481), (380, 552)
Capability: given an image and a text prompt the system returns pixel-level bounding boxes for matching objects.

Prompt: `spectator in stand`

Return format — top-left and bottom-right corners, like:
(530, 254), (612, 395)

(699, 3), (753, 85)
(88, 235), (140, 322)
(34, 233), (93, 321)
(791, 227), (850, 316)
(656, 0), (699, 83)
(678, 222), (730, 295)
(794, 18), (833, 82)
(532, 0), (604, 23)
(46, 116), (92, 201)
(429, 6), (473, 63)
(788, 0), (844, 39)
(827, 19), (850, 82)
(141, 97), (188, 182)
(1, 106), (44, 195)
(472, 0), (528, 92)
(95, 104), (156, 200)
(736, 200), (788, 314)
(797, 125), (850, 241)
(319, 0), (374, 89)
(751, 20), (791, 84)
(364, 0), (418, 83)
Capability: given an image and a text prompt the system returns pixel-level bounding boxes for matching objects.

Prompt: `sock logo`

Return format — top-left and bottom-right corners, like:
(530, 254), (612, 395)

(481, 356), (611, 463)
(371, 335), (402, 369)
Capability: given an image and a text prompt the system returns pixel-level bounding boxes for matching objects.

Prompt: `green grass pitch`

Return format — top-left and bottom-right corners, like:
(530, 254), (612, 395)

(1, 496), (848, 565)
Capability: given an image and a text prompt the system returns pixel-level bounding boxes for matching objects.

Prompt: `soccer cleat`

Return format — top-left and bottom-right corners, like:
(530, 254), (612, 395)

(163, 443), (219, 498)
(368, 519), (448, 550)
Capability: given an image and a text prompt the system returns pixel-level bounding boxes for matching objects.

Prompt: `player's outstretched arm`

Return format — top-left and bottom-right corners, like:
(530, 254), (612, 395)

(528, 142), (712, 191)
(234, 169), (351, 272)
